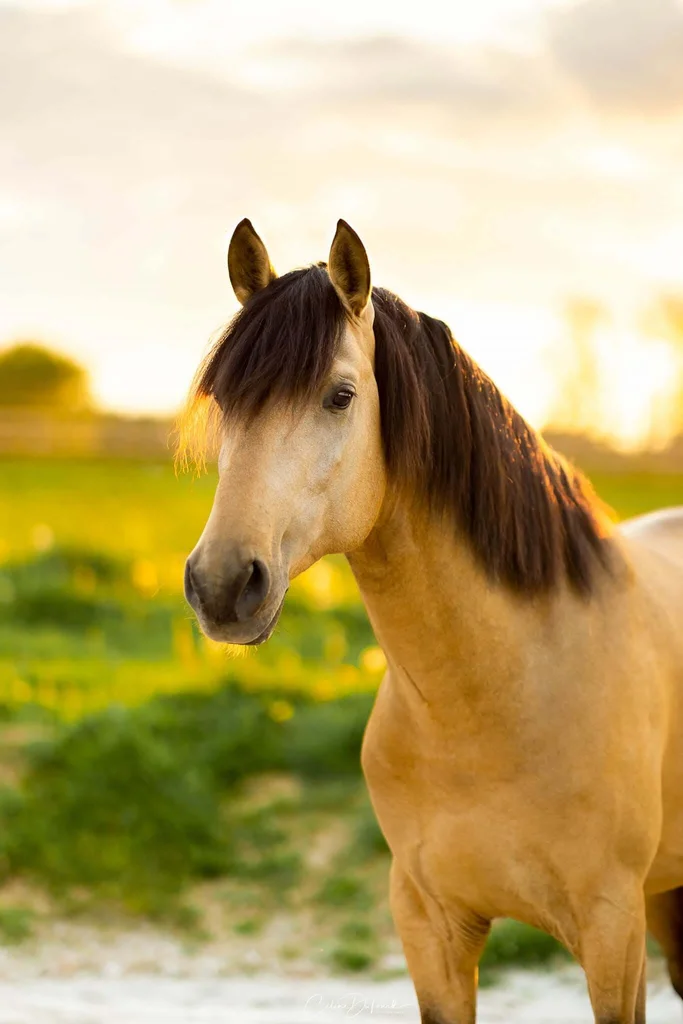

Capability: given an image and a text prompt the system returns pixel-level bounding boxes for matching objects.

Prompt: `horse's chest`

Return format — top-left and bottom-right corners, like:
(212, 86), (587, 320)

(361, 692), (536, 917)
(360, 678), (636, 930)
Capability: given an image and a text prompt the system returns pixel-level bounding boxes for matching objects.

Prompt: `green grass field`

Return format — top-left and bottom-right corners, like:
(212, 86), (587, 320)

(3, 457), (683, 566)
(1, 456), (682, 715)
(0, 458), (215, 575)
(0, 458), (377, 715)
(2, 456), (682, 569)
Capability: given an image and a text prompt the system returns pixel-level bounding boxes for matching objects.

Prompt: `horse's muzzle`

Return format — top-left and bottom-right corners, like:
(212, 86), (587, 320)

(184, 550), (283, 644)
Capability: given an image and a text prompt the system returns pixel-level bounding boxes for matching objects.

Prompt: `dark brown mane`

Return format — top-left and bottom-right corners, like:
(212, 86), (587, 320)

(183, 264), (613, 596)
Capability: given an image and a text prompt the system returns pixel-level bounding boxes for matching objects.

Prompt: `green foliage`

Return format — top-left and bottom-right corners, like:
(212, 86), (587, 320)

(282, 695), (374, 777)
(233, 917), (262, 936)
(2, 547), (126, 590)
(0, 906), (35, 945)
(315, 873), (372, 910)
(232, 848), (303, 890)
(480, 920), (569, 978)
(0, 705), (232, 915)
(0, 344), (91, 410)
(328, 942), (375, 973)
(300, 779), (359, 811)
(350, 795), (390, 861)
(0, 684), (378, 916)
(0, 546), (176, 645)
(138, 689), (286, 786)
(338, 919), (375, 943)
(229, 803), (303, 891)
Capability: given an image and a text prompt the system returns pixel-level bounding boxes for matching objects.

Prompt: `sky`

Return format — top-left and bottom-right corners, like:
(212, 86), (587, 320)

(1, 0), (683, 444)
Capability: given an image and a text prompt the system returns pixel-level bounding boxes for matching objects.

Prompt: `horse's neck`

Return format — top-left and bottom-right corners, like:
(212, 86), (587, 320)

(348, 502), (538, 709)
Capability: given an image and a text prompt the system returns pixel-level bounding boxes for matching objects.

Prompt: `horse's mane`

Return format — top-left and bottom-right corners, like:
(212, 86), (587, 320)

(179, 263), (613, 596)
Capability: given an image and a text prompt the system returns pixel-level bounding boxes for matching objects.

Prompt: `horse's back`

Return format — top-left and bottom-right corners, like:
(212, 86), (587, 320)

(620, 506), (683, 568)
(619, 505), (683, 662)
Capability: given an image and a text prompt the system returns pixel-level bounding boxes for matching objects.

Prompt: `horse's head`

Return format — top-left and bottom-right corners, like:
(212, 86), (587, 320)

(183, 219), (387, 644)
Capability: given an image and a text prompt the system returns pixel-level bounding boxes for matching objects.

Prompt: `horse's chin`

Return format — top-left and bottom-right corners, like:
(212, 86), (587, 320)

(243, 595), (286, 645)
(197, 593), (286, 647)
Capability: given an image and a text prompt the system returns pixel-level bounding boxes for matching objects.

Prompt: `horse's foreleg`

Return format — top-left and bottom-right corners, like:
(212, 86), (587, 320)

(389, 859), (490, 1024)
(579, 890), (647, 1024)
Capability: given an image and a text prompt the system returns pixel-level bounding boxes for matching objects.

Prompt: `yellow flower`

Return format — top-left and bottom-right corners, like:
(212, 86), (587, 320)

(360, 646), (386, 674)
(312, 679), (335, 702)
(32, 523), (54, 552)
(201, 633), (226, 666)
(337, 664), (361, 690)
(268, 699), (294, 722)
(323, 626), (347, 663)
(132, 558), (158, 596)
(297, 560), (337, 609)
(173, 617), (199, 668)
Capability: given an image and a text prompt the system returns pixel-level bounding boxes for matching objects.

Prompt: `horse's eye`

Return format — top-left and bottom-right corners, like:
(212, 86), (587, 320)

(325, 387), (355, 411)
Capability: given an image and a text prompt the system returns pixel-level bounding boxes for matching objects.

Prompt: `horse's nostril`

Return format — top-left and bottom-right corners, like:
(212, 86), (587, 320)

(185, 554), (271, 628)
(235, 558), (270, 622)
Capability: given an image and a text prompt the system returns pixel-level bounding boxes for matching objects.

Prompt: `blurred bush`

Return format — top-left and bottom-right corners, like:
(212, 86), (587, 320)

(0, 703), (231, 916)
(479, 919), (570, 984)
(0, 343), (91, 411)
(0, 683), (374, 918)
(0, 540), (381, 922)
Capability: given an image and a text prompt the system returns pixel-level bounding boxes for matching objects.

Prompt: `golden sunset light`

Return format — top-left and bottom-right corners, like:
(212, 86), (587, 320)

(1, 0), (682, 446)
(4, 4), (683, 1017)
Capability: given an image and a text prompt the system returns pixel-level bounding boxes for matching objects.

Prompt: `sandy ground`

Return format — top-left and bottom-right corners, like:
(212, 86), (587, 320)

(0, 934), (681, 1024)
(0, 969), (680, 1023)
(0, 920), (678, 1022)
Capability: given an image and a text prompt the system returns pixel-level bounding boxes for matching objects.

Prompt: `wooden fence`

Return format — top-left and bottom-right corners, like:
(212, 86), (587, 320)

(0, 411), (175, 459)
(0, 410), (682, 471)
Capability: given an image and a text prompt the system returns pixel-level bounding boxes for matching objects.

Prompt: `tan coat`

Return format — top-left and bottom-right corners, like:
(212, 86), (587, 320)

(355, 505), (683, 1023)
(184, 218), (683, 1023)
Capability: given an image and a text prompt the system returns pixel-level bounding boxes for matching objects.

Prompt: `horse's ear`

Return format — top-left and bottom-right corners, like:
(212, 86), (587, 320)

(227, 218), (277, 305)
(328, 220), (372, 318)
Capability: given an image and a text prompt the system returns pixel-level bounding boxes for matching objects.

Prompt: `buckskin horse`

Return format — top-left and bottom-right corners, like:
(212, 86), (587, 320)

(181, 218), (683, 1023)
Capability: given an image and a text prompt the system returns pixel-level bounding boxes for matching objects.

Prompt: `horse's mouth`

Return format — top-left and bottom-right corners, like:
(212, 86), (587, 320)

(243, 593), (286, 646)
(193, 590), (287, 647)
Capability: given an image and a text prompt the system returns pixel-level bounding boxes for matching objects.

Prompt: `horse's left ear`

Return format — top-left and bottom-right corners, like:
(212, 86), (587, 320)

(328, 220), (372, 318)
(227, 218), (277, 305)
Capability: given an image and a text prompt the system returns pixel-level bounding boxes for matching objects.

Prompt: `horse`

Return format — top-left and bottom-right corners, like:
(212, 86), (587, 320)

(180, 217), (683, 1023)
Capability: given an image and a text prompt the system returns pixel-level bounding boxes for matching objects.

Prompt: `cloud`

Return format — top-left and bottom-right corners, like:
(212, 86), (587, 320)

(0, 5), (292, 311)
(0, 6), (266, 192)
(1, 1), (682, 416)
(253, 35), (564, 129)
(0, 6), (568, 321)
(547, 0), (683, 114)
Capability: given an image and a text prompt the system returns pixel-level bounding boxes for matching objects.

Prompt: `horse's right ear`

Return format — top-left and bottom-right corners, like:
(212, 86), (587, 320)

(328, 220), (372, 318)
(227, 219), (277, 305)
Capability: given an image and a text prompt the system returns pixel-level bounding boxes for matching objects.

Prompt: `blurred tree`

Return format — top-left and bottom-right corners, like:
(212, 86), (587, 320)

(0, 343), (92, 411)
(645, 295), (683, 341)
(641, 294), (683, 438)
(550, 297), (607, 435)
